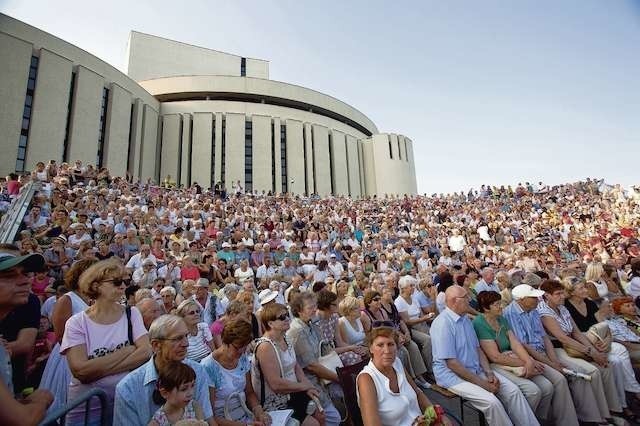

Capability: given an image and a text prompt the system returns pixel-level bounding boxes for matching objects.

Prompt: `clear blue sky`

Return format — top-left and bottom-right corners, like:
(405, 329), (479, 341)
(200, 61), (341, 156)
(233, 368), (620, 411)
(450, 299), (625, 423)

(3, 0), (639, 194)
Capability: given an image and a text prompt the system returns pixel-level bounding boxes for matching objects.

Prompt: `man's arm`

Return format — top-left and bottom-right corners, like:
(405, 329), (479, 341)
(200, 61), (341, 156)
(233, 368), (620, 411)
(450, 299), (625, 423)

(0, 384), (52, 426)
(6, 328), (37, 357)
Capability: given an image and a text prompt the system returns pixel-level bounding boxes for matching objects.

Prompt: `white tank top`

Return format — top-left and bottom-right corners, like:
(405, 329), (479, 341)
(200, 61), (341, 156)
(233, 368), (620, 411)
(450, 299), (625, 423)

(356, 358), (421, 426)
(338, 317), (365, 345)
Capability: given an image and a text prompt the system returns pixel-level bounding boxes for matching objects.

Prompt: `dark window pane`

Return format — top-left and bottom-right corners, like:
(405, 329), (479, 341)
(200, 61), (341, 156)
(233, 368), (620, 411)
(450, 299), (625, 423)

(25, 95), (33, 107)
(19, 135), (28, 148)
(22, 118), (30, 130)
(17, 147), (26, 159)
(27, 79), (35, 90)
(23, 105), (31, 118)
(15, 159), (24, 172)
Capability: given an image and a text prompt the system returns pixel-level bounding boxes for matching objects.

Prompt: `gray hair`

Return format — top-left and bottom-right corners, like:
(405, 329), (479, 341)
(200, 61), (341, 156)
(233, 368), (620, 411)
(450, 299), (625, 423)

(222, 283), (240, 296)
(148, 314), (184, 340)
(398, 275), (418, 289)
(159, 286), (176, 297)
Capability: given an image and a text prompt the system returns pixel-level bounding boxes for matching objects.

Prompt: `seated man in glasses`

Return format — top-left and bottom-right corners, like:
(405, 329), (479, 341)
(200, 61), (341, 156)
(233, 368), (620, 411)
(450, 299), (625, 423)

(113, 315), (214, 425)
(430, 285), (538, 426)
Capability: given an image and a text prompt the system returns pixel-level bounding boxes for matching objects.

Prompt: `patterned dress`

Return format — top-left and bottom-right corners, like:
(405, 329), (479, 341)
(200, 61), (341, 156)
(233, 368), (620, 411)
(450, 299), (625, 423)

(316, 312), (361, 366)
(151, 399), (198, 425)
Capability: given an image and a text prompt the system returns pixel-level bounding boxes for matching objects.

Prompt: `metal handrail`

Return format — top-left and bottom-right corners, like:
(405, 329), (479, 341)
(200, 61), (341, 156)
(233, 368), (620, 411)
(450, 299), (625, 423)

(0, 181), (40, 243)
(39, 387), (109, 426)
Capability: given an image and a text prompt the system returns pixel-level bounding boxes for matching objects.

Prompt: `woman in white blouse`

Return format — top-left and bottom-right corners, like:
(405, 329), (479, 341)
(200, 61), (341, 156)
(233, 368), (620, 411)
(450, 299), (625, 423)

(337, 296), (365, 348)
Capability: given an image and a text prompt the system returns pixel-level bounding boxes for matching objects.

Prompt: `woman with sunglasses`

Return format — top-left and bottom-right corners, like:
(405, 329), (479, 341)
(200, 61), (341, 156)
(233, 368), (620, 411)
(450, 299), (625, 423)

(176, 299), (215, 362)
(360, 290), (430, 390)
(252, 302), (325, 426)
(202, 319), (271, 425)
(61, 258), (151, 426)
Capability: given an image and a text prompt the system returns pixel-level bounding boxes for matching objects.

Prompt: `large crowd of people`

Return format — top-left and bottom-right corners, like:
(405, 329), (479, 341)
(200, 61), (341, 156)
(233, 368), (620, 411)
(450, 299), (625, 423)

(2, 160), (640, 426)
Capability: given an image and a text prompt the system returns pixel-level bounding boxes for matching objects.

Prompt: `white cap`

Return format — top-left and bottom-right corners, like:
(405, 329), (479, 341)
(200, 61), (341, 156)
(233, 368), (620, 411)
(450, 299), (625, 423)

(221, 242), (231, 248)
(511, 284), (545, 300)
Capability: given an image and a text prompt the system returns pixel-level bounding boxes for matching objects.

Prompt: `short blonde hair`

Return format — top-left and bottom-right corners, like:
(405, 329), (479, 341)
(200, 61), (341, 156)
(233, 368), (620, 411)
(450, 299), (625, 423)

(176, 299), (199, 317)
(338, 296), (360, 317)
(585, 262), (604, 282)
(160, 286), (176, 297)
(78, 258), (124, 299)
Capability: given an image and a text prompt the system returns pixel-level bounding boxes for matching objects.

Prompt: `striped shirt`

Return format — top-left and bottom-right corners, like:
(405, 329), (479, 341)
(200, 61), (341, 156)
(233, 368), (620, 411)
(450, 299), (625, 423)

(503, 301), (547, 353)
(186, 322), (213, 362)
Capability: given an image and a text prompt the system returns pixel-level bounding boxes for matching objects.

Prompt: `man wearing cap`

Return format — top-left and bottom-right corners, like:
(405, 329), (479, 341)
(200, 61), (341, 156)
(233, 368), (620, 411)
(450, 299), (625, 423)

(327, 254), (344, 280)
(0, 248), (53, 424)
(43, 235), (72, 280)
(503, 285), (586, 425)
(193, 279), (221, 325)
(125, 244), (157, 272)
(255, 256), (277, 283)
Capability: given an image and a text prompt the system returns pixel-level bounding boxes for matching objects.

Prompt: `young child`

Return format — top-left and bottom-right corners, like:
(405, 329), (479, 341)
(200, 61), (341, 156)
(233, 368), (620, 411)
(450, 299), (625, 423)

(31, 267), (54, 303)
(149, 362), (205, 426)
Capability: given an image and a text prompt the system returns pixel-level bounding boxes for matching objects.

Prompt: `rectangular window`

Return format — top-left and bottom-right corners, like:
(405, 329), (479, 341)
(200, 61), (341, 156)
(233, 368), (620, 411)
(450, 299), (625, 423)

(16, 55), (39, 172)
(62, 71), (76, 163)
(211, 116), (216, 188)
(244, 119), (253, 193)
(240, 57), (246, 77)
(302, 125), (308, 196)
(328, 133), (334, 195)
(96, 87), (109, 167)
(221, 116), (226, 186)
(280, 124), (287, 193)
(271, 121), (276, 193)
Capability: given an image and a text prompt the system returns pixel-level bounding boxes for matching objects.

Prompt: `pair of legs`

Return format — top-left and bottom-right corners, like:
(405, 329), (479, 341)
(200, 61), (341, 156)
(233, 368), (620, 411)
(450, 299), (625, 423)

(409, 328), (432, 373)
(448, 370), (539, 426)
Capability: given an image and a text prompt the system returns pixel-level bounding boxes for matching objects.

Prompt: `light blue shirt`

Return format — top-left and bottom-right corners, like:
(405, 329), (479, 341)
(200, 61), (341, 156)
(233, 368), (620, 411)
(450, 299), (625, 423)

(474, 279), (500, 294)
(502, 301), (547, 353)
(413, 290), (434, 309)
(113, 356), (213, 426)
(430, 307), (482, 388)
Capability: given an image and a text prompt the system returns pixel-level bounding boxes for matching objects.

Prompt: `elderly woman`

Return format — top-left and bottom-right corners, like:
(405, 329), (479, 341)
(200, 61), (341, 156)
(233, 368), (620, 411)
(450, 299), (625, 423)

(537, 279), (626, 423)
(180, 256), (201, 282)
(357, 327), (446, 426)
(159, 286), (178, 314)
(210, 301), (250, 348)
(394, 276), (433, 370)
(473, 291), (564, 424)
(252, 302), (324, 426)
(176, 299), (215, 362)
(563, 278), (640, 410)
(61, 258), (151, 425)
(286, 293), (343, 426)
(201, 319), (271, 425)
(316, 290), (365, 366)
(603, 297), (640, 363)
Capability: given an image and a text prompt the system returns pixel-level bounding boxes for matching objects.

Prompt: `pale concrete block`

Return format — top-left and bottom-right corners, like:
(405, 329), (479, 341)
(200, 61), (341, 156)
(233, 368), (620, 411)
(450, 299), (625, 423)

(251, 115), (272, 193)
(103, 83), (132, 177)
(140, 104), (158, 182)
(67, 65), (104, 166)
(224, 113), (244, 189)
(312, 125), (331, 196)
(304, 123), (314, 196)
(160, 114), (180, 183)
(346, 135), (360, 198)
(191, 112), (213, 188)
(286, 119), (304, 195)
(330, 130), (348, 196)
(0, 33), (32, 174)
(358, 140), (366, 196)
(26, 49), (73, 169)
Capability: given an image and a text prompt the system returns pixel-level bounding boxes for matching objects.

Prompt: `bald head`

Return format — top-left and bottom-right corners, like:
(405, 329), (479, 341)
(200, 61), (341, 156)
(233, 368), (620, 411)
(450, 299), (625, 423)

(444, 285), (468, 314)
(137, 298), (162, 329)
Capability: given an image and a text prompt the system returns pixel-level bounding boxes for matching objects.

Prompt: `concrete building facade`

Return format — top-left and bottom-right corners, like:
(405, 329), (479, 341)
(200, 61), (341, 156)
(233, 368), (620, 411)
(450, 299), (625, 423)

(0, 14), (417, 196)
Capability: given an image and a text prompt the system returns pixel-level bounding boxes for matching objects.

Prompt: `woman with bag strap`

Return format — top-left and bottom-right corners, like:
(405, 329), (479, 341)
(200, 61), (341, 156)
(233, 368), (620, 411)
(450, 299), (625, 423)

(251, 303), (324, 426)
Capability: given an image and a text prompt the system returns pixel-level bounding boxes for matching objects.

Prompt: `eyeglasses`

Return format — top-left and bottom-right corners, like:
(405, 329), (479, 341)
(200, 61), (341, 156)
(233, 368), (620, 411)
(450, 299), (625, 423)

(103, 278), (126, 287)
(157, 333), (189, 343)
(372, 320), (395, 329)
(276, 312), (290, 321)
(187, 310), (200, 316)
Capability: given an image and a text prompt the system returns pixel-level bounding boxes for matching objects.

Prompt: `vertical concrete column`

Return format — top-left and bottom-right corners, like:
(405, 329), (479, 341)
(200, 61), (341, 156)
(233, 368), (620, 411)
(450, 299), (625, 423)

(224, 112), (244, 189)
(286, 119), (304, 195)
(103, 83), (132, 177)
(311, 124), (330, 196)
(273, 118), (281, 193)
(251, 115), (272, 193)
(139, 104), (158, 182)
(0, 33), (31, 174)
(358, 140), (366, 197)
(330, 130), (348, 196)
(406, 138), (418, 194)
(26, 49), (72, 169)
(160, 114), (180, 184)
(180, 113), (191, 186)
(362, 138), (377, 197)
(191, 112), (213, 188)
(346, 135), (361, 198)
(304, 123), (314, 196)
(67, 65), (104, 166)
(213, 112), (223, 184)
(128, 99), (143, 179)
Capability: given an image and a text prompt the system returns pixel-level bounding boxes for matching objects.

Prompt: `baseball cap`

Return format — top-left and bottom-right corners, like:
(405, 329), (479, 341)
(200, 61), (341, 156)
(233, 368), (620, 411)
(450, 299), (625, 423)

(196, 278), (210, 287)
(511, 284), (545, 300)
(0, 252), (45, 272)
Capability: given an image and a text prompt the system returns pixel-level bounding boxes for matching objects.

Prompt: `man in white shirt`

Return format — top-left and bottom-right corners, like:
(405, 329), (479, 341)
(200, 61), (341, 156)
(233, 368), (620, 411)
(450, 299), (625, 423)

(125, 245), (157, 272)
(448, 229), (466, 254)
(327, 254), (344, 279)
(157, 256), (181, 285)
(256, 257), (277, 282)
(92, 210), (114, 232)
(474, 267), (500, 294)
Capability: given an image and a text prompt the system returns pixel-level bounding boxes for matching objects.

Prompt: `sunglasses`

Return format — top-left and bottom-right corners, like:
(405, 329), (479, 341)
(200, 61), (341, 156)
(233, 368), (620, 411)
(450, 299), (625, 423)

(372, 320), (395, 329)
(187, 310), (201, 316)
(276, 312), (290, 321)
(104, 278), (127, 287)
